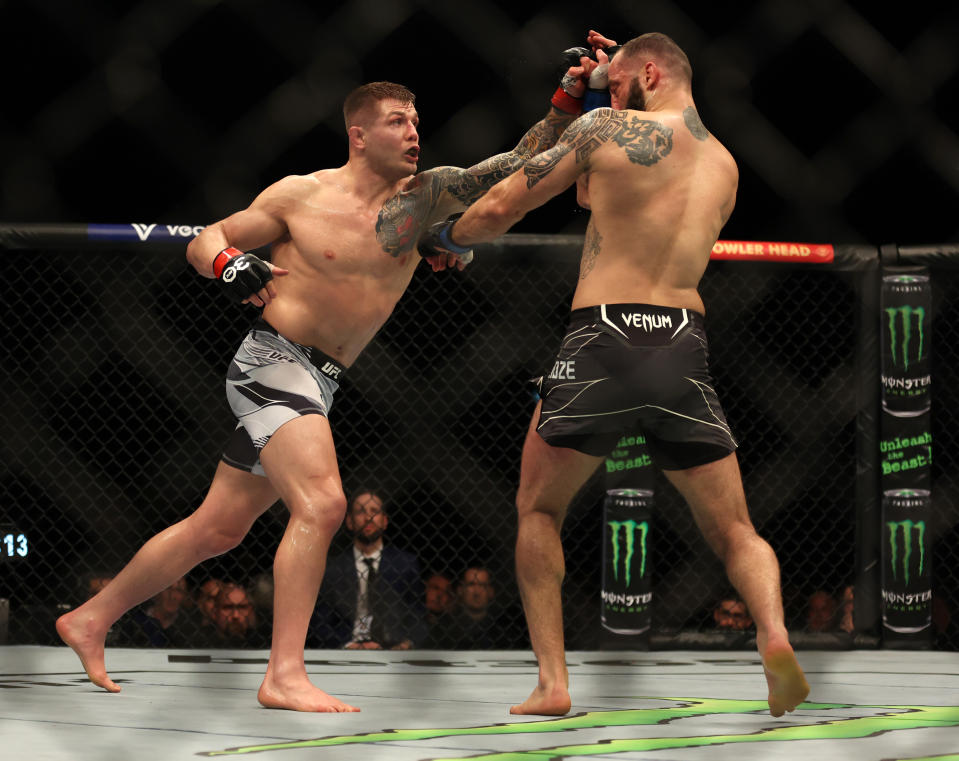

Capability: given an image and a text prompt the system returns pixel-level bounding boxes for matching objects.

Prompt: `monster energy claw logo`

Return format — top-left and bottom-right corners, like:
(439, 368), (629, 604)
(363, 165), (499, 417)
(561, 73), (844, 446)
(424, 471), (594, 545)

(887, 519), (925, 585)
(885, 305), (926, 369)
(608, 520), (648, 586)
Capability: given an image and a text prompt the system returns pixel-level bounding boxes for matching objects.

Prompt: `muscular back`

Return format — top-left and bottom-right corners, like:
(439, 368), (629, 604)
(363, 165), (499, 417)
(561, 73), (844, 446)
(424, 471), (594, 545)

(573, 107), (737, 312)
(500, 105), (737, 315)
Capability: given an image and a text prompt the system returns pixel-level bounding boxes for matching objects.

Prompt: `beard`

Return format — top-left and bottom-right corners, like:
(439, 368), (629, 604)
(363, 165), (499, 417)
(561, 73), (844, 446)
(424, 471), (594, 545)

(354, 523), (385, 546)
(625, 79), (647, 110)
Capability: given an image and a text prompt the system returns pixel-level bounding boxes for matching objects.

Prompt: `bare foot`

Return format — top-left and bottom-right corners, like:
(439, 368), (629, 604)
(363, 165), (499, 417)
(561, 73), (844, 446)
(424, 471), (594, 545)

(55, 610), (121, 693)
(762, 643), (810, 717)
(257, 677), (359, 713)
(510, 683), (571, 716)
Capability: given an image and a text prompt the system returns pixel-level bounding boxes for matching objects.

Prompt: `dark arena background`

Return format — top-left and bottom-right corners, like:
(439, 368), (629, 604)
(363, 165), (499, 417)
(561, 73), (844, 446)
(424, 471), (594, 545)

(2, 0), (959, 659)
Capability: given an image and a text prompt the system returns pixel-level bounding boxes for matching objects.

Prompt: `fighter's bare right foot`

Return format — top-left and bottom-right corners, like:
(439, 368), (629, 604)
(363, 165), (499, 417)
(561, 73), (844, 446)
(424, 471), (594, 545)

(257, 679), (359, 713)
(762, 643), (810, 717)
(55, 610), (121, 693)
(509, 683), (571, 716)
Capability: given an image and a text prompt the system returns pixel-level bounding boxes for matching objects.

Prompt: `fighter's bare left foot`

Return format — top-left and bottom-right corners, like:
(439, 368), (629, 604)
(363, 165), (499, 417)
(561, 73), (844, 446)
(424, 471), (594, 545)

(55, 610), (121, 693)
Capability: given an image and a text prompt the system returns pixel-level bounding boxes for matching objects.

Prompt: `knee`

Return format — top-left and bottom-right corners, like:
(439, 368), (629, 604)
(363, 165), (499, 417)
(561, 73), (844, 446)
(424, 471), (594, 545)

(288, 482), (347, 533)
(705, 519), (763, 564)
(515, 489), (564, 529)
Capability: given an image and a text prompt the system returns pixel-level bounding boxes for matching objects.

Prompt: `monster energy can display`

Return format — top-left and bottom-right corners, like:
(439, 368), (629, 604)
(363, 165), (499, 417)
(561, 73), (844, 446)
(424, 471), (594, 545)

(881, 488), (932, 636)
(880, 271), (931, 417)
(601, 488), (653, 635)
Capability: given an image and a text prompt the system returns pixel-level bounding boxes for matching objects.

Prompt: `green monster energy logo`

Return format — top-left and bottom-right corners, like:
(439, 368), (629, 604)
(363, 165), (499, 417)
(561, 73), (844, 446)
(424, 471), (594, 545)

(885, 305), (926, 369)
(608, 520), (648, 586)
(201, 697), (959, 758)
(887, 519), (926, 584)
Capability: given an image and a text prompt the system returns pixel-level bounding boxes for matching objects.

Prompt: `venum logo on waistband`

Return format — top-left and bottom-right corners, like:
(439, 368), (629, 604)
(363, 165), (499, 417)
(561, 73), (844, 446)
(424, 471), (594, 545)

(621, 312), (673, 331)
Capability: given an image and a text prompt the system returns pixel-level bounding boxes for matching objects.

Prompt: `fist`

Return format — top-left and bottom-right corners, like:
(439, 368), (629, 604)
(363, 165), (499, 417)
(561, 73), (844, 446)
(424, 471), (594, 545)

(219, 253), (274, 304)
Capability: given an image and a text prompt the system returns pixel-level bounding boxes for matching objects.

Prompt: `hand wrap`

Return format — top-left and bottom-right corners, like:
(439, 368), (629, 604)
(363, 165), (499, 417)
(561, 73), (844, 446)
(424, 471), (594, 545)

(583, 62), (611, 112)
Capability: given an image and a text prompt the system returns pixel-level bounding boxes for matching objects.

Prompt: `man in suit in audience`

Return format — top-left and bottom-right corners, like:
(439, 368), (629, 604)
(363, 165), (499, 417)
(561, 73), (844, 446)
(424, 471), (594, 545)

(311, 488), (427, 649)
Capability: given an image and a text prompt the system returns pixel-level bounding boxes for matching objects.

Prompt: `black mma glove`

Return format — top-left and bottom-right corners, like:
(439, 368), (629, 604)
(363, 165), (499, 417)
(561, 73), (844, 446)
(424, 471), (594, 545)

(417, 213), (473, 261)
(212, 247), (274, 304)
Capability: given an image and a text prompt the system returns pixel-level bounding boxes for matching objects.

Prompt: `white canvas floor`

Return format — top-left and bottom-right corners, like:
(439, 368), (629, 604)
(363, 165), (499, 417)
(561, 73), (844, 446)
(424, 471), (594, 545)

(2, 646), (958, 761)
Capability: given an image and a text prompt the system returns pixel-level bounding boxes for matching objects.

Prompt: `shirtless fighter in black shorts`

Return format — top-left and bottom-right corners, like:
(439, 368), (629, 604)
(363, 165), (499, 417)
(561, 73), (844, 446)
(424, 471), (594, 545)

(420, 30), (810, 719)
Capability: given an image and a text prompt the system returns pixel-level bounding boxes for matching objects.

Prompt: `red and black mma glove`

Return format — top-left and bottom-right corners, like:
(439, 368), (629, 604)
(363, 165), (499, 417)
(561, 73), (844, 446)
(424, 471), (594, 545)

(212, 247), (274, 304)
(551, 46), (589, 115)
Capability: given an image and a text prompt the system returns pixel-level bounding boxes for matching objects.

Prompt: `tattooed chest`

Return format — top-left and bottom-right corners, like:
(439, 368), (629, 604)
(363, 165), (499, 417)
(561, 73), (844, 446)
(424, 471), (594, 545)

(376, 192), (430, 257)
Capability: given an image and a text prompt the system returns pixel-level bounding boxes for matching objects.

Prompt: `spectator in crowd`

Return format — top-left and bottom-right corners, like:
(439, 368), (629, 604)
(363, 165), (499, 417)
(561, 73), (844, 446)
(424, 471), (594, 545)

(310, 488), (427, 649)
(428, 566), (519, 649)
(118, 576), (190, 647)
(179, 576), (223, 640)
(837, 585), (855, 633)
(424, 572), (454, 628)
(195, 582), (266, 648)
(806, 589), (838, 633)
(195, 578), (223, 623)
(713, 597), (754, 631)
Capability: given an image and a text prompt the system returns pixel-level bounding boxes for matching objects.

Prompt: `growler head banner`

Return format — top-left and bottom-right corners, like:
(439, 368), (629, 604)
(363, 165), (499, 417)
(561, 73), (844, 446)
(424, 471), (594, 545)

(880, 271), (931, 417)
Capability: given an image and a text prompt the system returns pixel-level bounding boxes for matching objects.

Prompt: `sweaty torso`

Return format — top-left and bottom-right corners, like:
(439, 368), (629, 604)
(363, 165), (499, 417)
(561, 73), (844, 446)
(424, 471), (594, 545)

(259, 169), (422, 366)
(572, 107), (737, 314)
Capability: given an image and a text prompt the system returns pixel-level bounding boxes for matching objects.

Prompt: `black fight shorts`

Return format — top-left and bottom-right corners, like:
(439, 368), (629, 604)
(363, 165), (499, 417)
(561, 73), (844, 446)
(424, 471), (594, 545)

(535, 303), (738, 470)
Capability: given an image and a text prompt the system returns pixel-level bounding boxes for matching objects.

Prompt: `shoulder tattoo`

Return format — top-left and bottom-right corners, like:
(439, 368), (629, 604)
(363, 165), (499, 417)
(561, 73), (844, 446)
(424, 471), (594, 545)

(375, 175), (436, 257)
(683, 107), (709, 141)
(580, 217), (602, 279)
(523, 111), (674, 188)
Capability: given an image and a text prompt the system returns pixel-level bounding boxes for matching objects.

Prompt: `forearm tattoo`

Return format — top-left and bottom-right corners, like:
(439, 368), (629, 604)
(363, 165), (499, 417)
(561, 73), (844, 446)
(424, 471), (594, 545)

(514, 109), (575, 158)
(375, 110), (577, 254)
(683, 107), (709, 141)
(580, 217), (602, 279)
(523, 110), (674, 189)
(444, 157), (523, 206)
(441, 109), (577, 206)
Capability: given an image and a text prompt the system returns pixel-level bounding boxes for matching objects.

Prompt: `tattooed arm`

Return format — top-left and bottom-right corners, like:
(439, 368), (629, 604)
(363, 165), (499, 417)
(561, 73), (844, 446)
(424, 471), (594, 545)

(440, 107), (674, 247)
(375, 107), (577, 259)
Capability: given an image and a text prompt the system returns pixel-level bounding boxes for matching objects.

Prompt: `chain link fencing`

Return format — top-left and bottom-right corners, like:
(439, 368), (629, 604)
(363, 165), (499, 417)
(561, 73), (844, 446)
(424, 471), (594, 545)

(0, 239), (956, 651)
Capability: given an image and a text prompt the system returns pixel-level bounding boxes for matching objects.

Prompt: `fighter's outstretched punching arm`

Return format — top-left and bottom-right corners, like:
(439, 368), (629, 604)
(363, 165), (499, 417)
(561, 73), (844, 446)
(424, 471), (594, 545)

(418, 108), (614, 256)
(375, 41), (600, 263)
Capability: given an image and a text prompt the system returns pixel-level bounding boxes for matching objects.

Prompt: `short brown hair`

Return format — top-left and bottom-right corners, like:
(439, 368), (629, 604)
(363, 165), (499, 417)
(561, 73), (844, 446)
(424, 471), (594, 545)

(619, 32), (693, 84)
(343, 81), (415, 131)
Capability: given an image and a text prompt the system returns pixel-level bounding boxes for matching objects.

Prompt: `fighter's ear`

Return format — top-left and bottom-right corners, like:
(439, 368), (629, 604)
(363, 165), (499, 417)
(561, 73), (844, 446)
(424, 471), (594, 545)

(348, 125), (366, 150)
(643, 61), (662, 89)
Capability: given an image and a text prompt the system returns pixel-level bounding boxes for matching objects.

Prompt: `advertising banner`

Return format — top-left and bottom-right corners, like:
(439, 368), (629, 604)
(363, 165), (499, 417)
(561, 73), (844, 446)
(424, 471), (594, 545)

(879, 267), (932, 646)
(602, 489), (654, 636)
